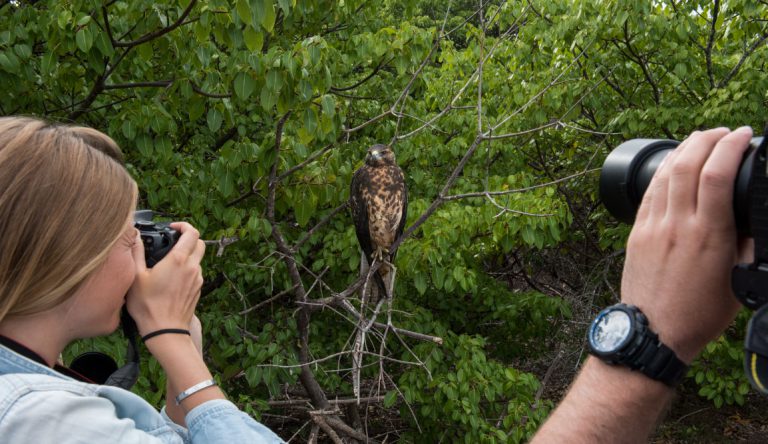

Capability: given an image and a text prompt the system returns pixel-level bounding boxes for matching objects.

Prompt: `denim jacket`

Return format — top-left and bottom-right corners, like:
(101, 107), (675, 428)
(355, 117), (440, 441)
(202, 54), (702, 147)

(0, 342), (284, 443)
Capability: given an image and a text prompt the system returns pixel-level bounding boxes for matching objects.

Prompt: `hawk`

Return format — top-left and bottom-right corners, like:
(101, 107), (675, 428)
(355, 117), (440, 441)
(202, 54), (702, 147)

(350, 144), (408, 300)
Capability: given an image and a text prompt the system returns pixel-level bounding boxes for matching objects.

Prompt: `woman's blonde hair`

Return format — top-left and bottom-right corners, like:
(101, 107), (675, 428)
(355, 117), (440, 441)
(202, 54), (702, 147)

(0, 116), (138, 322)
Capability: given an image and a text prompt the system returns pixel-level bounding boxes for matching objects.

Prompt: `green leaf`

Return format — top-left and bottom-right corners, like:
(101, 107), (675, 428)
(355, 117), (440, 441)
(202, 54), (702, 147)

(321, 94), (335, 117)
(236, 0), (253, 26)
(265, 69), (283, 92)
(137, 42), (153, 61)
(294, 187), (317, 226)
(302, 108), (317, 135)
(260, 88), (276, 111)
(261, 0), (276, 32)
(245, 367), (262, 387)
(75, 28), (93, 53)
(233, 72), (256, 100)
(414, 272), (427, 295)
(261, 219), (272, 237)
(674, 62), (687, 77)
(135, 135), (153, 157)
(383, 390), (398, 408)
(277, 0), (291, 15)
(207, 108), (223, 132)
(13, 44), (31, 60)
(309, 45), (321, 65)
(298, 79), (313, 102)
(121, 119), (137, 140)
(0, 52), (20, 73)
(187, 98), (205, 121)
(58, 10), (72, 29)
(40, 52), (55, 75)
(218, 165), (234, 197)
(244, 26), (264, 52)
(94, 31), (114, 58)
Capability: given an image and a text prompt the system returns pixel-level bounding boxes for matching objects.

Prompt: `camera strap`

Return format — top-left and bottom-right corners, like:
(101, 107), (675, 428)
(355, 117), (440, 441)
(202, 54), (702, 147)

(732, 130), (768, 393)
(103, 308), (140, 389)
(68, 308), (139, 389)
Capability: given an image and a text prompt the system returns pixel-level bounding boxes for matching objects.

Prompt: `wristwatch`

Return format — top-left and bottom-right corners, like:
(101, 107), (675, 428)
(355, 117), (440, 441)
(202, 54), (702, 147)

(587, 303), (689, 387)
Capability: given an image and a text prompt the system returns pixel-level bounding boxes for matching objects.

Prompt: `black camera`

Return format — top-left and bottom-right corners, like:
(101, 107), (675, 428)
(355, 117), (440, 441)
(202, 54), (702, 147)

(134, 210), (181, 267)
(599, 137), (765, 236)
(599, 134), (768, 394)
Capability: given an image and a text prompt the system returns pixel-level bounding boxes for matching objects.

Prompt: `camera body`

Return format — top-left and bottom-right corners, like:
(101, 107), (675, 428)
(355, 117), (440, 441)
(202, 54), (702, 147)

(134, 210), (180, 267)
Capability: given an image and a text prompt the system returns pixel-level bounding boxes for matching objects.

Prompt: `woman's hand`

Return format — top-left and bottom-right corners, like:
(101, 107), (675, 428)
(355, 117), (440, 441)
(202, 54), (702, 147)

(125, 222), (206, 336)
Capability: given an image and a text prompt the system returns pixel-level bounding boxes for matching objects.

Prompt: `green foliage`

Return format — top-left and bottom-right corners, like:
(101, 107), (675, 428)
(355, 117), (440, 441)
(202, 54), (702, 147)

(396, 334), (551, 443)
(689, 310), (753, 408)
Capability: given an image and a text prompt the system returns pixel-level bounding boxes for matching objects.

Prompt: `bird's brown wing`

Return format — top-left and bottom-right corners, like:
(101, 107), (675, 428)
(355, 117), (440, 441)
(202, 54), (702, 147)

(350, 166), (375, 264)
(390, 166), (407, 262)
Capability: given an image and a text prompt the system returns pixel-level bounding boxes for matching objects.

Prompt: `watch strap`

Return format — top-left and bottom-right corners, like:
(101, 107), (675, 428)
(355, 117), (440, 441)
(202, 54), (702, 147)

(633, 336), (689, 387)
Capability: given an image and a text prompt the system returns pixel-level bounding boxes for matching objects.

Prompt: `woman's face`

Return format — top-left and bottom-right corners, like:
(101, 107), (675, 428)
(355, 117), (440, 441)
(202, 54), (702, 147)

(69, 218), (138, 337)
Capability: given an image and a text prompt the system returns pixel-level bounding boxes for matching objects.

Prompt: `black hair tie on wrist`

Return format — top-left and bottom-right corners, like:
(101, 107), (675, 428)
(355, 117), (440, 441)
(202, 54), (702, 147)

(141, 329), (191, 342)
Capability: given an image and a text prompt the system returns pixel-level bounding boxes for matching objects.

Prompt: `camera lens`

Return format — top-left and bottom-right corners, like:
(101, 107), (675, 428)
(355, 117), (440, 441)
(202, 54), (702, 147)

(599, 140), (678, 224)
(599, 137), (765, 235)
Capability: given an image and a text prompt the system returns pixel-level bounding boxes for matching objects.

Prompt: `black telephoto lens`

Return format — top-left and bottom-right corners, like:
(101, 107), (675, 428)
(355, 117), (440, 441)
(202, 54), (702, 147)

(599, 137), (765, 235)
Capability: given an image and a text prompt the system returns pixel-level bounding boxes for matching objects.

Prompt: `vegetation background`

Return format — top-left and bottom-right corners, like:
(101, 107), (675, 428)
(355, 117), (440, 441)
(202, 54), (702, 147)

(2, 0), (768, 441)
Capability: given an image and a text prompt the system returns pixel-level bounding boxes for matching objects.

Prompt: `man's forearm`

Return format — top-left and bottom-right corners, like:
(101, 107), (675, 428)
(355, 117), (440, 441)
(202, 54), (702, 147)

(532, 357), (675, 443)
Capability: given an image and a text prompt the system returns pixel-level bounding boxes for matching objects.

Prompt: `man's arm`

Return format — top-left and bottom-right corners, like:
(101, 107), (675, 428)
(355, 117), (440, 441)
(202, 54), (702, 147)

(533, 127), (755, 442)
(533, 358), (673, 443)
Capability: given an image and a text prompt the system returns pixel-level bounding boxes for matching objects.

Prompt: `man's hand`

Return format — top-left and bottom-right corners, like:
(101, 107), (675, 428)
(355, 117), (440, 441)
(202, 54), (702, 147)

(621, 127), (753, 363)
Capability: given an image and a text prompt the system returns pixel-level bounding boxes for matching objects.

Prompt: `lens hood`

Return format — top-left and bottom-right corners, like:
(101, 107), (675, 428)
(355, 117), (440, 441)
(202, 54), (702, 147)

(599, 139), (680, 224)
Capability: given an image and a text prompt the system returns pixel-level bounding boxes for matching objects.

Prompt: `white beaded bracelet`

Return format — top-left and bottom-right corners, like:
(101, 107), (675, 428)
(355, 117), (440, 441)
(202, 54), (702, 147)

(175, 379), (217, 405)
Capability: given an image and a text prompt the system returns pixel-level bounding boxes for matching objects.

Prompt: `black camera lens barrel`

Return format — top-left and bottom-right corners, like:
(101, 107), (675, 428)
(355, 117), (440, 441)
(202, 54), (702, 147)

(599, 139), (679, 225)
(599, 137), (765, 236)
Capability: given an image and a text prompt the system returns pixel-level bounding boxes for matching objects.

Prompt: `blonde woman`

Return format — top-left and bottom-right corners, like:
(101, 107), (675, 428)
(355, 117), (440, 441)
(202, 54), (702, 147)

(0, 117), (283, 443)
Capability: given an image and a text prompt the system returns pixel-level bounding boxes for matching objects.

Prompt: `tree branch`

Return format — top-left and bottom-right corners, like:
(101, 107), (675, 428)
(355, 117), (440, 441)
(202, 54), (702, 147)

(706, 0), (720, 89)
(266, 112), (331, 410)
(330, 57), (389, 92)
(111, 0), (197, 48)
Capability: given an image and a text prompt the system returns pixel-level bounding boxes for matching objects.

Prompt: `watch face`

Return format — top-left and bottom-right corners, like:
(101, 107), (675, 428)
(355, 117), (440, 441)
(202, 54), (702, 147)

(590, 309), (632, 353)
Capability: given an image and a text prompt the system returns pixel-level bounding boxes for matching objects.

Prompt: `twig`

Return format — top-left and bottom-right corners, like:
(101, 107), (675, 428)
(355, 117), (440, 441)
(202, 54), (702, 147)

(269, 396), (385, 407)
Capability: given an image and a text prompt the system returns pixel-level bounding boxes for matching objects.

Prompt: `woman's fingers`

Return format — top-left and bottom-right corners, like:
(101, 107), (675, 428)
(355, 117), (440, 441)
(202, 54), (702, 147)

(169, 222), (200, 256)
(190, 239), (206, 265)
(130, 229), (147, 273)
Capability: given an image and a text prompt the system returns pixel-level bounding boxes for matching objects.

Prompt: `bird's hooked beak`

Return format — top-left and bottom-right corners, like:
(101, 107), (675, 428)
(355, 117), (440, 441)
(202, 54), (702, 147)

(367, 149), (383, 161)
